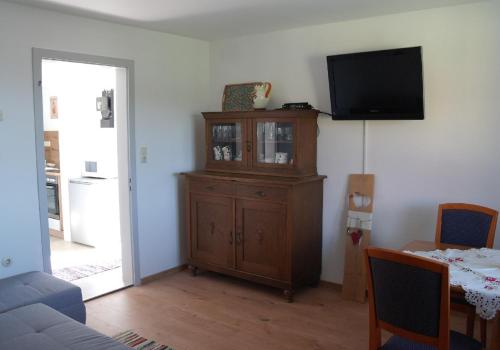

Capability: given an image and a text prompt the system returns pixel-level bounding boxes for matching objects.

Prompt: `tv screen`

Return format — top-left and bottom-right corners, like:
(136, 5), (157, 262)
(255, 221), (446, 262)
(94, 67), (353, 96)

(327, 47), (424, 120)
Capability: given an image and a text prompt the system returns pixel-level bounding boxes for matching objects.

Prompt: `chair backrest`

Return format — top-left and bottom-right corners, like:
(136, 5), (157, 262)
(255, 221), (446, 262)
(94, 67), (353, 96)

(365, 247), (450, 350)
(436, 203), (498, 248)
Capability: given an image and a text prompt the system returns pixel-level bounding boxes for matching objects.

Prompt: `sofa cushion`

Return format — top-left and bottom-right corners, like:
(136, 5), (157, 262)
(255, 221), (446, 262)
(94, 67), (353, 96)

(0, 303), (128, 350)
(0, 271), (85, 323)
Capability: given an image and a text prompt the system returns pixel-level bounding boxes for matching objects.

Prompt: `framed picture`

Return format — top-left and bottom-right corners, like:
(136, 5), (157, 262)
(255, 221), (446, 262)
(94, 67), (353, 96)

(222, 82), (260, 112)
(50, 96), (58, 119)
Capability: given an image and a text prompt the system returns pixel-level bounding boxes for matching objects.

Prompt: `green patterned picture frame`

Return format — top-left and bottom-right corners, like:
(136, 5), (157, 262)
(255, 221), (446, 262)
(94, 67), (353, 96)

(222, 82), (261, 112)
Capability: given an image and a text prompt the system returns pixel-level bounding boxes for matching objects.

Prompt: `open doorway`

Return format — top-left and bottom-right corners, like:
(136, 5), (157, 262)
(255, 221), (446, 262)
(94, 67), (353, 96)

(33, 50), (139, 300)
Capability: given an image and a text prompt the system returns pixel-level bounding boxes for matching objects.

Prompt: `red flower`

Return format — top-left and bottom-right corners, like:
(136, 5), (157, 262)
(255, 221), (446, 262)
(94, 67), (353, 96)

(485, 277), (497, 282)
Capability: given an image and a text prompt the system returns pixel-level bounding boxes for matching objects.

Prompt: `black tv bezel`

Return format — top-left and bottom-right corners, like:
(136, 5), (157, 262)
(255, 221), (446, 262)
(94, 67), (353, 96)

(327, 46), (424, 121)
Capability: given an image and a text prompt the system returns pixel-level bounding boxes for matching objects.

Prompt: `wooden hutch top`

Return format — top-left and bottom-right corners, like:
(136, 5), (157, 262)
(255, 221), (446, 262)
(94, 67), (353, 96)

(201, 109), (320, 177)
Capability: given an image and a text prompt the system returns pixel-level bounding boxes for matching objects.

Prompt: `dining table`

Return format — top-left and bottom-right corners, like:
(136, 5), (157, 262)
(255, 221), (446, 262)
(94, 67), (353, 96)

(403, 240), (500, 350)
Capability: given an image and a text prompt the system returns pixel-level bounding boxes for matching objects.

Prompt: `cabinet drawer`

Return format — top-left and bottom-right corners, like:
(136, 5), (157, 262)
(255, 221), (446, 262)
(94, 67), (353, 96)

(190, 179), (235, 196)
(236, 184), (288, 202)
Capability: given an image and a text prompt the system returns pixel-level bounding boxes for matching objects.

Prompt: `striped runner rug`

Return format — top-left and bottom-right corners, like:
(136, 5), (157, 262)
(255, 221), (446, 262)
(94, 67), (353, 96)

(113, 330), (174, 350)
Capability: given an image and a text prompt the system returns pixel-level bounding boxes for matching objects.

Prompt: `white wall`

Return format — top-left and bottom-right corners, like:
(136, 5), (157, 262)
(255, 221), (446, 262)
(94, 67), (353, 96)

(209, 1), (500, 283)
(0, 1), (209, 279)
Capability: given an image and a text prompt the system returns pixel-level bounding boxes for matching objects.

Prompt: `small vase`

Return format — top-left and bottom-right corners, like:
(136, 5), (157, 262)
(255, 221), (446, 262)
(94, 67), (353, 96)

(253, 82), (272, 110)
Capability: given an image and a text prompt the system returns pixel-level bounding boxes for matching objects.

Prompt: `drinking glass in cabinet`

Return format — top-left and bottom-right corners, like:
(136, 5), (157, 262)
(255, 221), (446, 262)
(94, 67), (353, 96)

(211, 123), (242, 162)
(256, 122), (294, 165)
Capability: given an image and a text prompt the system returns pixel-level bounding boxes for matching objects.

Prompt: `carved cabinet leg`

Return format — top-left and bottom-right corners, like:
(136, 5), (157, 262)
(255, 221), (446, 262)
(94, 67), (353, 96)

(188, 265), (199, 276)
(283, 289), (294, 303)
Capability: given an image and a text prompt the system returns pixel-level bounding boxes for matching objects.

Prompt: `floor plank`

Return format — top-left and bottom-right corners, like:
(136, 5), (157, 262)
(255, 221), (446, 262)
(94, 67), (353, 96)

(86, 270), (480, 350)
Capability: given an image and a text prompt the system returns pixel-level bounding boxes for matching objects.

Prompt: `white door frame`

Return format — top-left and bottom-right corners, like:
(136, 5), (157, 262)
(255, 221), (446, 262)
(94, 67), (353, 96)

(32, 48), (141, 286)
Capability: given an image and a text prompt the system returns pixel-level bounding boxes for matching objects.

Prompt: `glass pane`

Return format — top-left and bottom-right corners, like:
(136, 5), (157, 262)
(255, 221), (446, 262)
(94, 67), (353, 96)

(211, 122), (242, 162)
(256, 122), (294, 165)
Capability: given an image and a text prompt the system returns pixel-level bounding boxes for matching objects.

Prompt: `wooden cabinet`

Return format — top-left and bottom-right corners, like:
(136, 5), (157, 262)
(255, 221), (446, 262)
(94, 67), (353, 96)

(185, 110), (325, 302)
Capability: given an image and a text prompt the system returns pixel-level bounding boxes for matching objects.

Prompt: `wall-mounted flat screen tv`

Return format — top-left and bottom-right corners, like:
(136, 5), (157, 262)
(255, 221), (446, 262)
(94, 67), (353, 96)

(327, 47), (424, 120)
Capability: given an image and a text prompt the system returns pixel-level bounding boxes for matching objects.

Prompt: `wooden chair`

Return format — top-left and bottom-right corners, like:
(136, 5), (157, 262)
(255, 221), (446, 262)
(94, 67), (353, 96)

(436, 203), (498, 248)
(365, 247), (482, 350)
(436, 203), (498, 346)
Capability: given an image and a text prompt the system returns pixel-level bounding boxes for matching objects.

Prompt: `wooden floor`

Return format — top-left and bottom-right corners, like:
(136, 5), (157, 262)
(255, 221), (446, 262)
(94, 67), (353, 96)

(86, 270), (476, 350)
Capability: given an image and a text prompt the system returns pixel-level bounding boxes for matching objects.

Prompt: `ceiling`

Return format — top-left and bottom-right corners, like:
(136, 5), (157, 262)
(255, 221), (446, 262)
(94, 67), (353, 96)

(7, 0), (482, 40)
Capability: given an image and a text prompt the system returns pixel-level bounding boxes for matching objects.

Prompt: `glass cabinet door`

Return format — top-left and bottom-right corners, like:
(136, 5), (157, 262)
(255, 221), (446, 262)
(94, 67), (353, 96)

(255, 121), (294, 166)
(210, 122), (244, 163)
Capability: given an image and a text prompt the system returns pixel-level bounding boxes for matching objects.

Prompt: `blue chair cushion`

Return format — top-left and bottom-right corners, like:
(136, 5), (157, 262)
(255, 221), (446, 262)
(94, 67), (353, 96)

(0, 271), (85, 323)
(381, 331), (482, 350)
(0, 303), (128, 350)
(440, 209), (492, 248)
(370, 257), (442, 337)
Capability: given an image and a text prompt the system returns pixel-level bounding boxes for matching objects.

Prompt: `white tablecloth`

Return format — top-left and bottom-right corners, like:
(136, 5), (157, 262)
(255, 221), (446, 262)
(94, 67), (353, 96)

(405, 248), (500, 320)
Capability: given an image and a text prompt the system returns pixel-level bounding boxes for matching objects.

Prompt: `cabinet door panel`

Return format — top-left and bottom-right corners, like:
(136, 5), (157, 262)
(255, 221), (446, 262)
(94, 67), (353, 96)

(252, 118), (297, 170)
(190, 194), (233, 267)
(236, 199), (286, 280)
(205, 119), (249, 170)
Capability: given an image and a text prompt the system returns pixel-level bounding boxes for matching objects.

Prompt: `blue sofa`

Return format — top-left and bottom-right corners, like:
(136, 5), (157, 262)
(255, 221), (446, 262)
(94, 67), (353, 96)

(0, 271), (129, 350)
(0, 271), (86, 323)
(0, 303), (128, 350)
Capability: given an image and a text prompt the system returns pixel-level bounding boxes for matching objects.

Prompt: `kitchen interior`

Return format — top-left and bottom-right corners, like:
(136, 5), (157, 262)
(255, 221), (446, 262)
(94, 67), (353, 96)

(42, 59), (129, 300)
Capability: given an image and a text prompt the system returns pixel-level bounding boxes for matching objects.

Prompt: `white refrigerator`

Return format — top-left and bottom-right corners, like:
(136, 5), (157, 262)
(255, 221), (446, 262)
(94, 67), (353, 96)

(69, 177), (120, 249)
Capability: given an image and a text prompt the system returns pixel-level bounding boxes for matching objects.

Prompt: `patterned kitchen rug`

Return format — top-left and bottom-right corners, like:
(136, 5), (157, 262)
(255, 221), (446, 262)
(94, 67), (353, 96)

(113, 330), (174, 350)
(52, 261), (121, 282)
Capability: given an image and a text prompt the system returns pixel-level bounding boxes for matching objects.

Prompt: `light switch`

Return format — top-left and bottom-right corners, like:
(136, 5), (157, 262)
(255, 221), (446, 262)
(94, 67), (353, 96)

(140, 146), (148, 163)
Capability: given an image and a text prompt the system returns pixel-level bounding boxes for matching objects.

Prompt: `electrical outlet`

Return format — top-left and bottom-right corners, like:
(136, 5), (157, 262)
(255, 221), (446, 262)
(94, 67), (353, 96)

(1, 257), (12, 267)
(140, 146), (148, 163)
